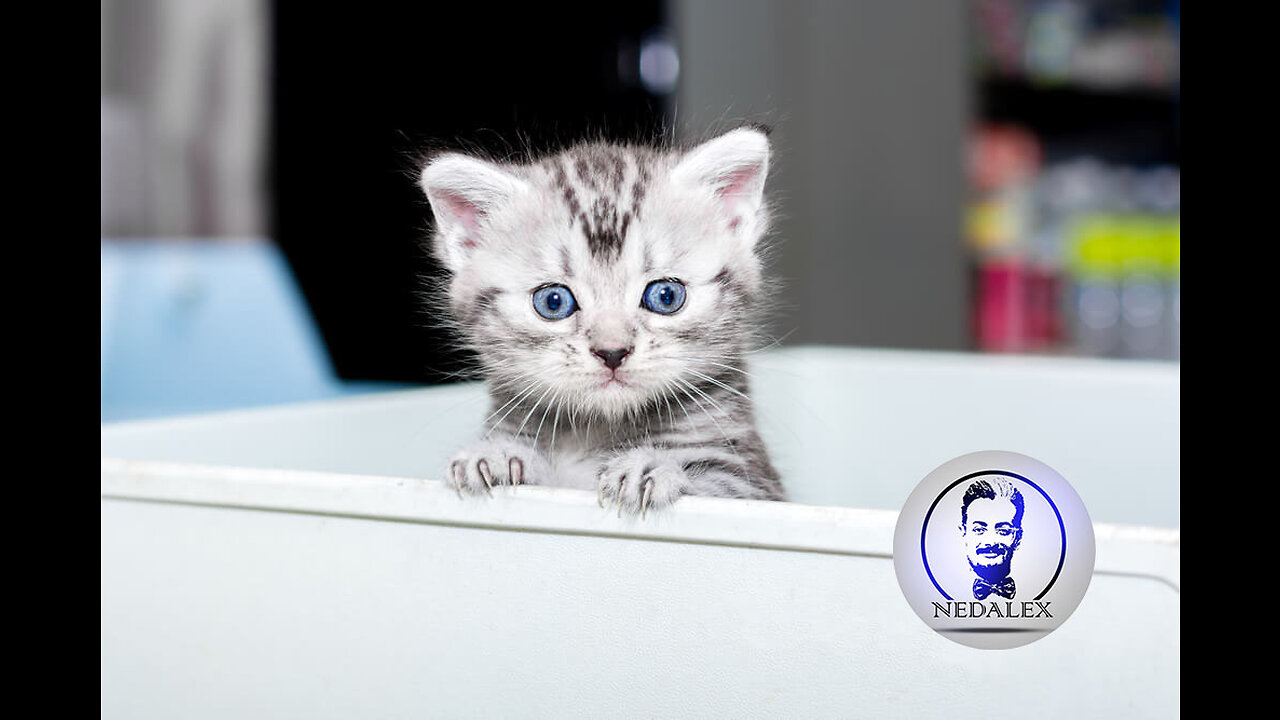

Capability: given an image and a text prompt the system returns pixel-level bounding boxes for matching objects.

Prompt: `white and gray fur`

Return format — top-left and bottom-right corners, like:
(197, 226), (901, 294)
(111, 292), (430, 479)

(419, 126), (785, 516)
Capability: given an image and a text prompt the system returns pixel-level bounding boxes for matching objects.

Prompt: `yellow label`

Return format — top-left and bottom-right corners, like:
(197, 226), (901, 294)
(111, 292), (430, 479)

(967, 201), (1017, 253)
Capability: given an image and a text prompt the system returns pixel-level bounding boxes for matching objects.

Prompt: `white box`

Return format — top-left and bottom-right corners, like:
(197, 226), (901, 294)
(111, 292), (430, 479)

(102, 346), (1179, 718)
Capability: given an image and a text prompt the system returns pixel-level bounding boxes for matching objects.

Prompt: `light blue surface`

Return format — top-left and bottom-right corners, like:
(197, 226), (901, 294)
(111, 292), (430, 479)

(101, 239), (413, 422)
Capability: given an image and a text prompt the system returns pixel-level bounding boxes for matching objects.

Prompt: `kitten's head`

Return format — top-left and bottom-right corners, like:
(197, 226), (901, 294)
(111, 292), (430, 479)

(419, 127), (774, 419)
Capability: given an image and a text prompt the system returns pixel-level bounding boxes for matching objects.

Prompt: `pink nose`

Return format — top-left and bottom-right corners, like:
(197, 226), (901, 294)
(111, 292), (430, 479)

(592, 347), (632, 370)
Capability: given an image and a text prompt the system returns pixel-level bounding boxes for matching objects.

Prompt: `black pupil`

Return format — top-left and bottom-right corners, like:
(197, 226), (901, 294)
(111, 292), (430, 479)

(546, 292), (562, 311)
(659, 286), (674, 305)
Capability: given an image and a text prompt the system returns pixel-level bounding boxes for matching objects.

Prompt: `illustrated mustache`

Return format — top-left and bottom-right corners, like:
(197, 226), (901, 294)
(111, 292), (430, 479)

(974, 544), (1010, 557)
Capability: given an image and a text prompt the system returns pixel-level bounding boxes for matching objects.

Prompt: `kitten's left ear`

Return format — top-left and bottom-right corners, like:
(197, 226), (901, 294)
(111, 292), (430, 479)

(671, 127), (771, 238)
(419, 153), (527, 273)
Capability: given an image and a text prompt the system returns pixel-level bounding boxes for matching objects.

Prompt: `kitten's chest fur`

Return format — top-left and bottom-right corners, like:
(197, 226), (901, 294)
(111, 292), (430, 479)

(483, 370), (783, 498)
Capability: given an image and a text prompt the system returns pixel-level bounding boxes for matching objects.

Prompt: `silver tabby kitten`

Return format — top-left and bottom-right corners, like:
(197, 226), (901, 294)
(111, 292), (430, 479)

(419, 126), (785, 516)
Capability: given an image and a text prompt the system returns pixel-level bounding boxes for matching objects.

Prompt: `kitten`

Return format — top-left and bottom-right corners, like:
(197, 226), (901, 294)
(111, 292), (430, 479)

(418, 126), (785, 516)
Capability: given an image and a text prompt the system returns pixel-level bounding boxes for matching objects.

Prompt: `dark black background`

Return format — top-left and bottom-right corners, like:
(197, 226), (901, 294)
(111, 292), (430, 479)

(978, 77), (1180, 166)
(270, 3), (669, 384)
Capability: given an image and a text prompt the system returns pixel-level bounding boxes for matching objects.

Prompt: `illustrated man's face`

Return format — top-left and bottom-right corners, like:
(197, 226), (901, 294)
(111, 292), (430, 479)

(963, 497), (1023, 581)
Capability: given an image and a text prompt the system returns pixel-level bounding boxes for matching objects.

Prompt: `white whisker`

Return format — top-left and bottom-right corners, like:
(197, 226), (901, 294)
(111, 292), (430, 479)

(675, 374), (756, 486)
(684, 368), (750, 401)
(484, 381), (541, 437)
(515, 384), (556, 438)
(534, 389), (559, 449)
(693, 359), (754, 379)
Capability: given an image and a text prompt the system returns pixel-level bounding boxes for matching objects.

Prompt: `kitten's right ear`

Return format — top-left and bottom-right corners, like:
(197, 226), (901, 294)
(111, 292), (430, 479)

(670, 127), (771, 240)
(419, 154), (525, 273)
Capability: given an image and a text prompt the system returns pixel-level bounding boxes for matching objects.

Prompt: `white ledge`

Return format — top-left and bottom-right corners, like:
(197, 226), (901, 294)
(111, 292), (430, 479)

(101, 456), (1179, 591)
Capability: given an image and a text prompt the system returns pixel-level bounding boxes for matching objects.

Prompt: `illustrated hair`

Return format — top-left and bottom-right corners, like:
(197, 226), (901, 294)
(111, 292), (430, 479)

(960, 476), (1026, 529)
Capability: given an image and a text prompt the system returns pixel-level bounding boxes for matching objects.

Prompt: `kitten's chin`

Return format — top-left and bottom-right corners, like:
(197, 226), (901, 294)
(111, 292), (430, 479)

(588, 386), (645, 417)
(578, 375), (661, 418)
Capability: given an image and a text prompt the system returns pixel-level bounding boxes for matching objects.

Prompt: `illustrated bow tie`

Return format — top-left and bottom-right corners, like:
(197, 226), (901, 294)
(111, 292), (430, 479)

(973, 576), (1016, 600)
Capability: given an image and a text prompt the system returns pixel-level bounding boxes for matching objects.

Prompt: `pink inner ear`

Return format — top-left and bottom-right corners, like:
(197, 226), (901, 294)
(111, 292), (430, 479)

(717, 165), (761, 231)
(717, 165), (762, 201)
(435, 190), (484, 248)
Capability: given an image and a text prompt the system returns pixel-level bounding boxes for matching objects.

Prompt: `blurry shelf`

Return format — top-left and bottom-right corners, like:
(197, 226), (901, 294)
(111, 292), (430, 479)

(980, 74), (1178, 102)
(977, 76), (1179, 166)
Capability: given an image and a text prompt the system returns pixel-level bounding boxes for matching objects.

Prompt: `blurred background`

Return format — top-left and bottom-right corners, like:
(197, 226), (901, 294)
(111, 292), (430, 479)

(101, 0), (1180, 423)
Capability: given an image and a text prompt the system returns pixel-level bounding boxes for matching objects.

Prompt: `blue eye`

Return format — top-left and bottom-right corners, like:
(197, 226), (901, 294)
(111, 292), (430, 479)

(532, 284), (577, 320)
(642, 279), (686, 314)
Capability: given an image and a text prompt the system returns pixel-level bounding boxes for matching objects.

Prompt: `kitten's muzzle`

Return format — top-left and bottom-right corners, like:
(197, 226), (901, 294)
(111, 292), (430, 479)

(592, 347), (633, 370)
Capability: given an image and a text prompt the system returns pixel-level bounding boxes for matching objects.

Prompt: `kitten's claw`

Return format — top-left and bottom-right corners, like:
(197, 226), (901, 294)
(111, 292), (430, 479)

(443, 439), (549, 496)
(450, 461), (465, 499)
(597, 450), (690, 518)
(477, 460), (495, 494)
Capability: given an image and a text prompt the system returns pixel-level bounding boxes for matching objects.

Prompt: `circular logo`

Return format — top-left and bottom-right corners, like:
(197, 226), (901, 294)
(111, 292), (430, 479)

(893, 451), (1095, 649)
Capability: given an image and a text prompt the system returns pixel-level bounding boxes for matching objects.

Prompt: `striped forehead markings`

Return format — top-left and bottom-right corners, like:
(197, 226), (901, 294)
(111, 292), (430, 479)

(584, 199), (630, 261)
(550, 148), (653, 262)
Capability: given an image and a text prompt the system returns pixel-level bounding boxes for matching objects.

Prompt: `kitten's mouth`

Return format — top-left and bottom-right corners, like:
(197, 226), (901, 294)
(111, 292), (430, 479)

(601, 372), (628, 388)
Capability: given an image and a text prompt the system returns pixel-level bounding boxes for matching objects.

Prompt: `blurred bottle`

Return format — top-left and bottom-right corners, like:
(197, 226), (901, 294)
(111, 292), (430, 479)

(1143, 166), (1180, 361)
(974, 0), (1027, 78)
(1023, 173), (1060, 352)
(968, 124), (1041, 353)
(1117, 215), (1167, 358)
(1027, 157), (1103, 353)
(1066, 213), (1122, 357)
(1166, 217), (1179, 361)
(1124, 166), (1179, 360)
(1055, 161), (1180, 362)
(1023, 0), (1086, 85)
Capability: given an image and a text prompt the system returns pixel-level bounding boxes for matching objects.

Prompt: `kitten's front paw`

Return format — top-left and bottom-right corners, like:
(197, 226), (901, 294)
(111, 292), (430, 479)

(445, 438), (550, 497)
(597, 449), (690, 518)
